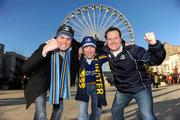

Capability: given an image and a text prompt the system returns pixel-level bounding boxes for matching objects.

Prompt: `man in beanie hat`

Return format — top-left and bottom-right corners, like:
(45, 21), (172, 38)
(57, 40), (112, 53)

(42, 24), (74, 56)
(22, 24), (81, 120)
(75, 36), (108, 120)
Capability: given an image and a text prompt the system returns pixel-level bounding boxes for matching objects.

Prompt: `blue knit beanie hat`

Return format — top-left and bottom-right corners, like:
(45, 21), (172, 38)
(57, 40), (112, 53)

(81, 36), (96, 48)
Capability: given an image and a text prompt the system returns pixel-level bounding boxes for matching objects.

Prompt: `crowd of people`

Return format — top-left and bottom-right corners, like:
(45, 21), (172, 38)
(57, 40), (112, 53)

(22, 24), (166, 120)
(152, 72), (180, 88)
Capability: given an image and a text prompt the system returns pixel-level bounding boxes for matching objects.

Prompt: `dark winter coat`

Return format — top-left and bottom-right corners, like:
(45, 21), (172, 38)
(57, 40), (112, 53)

(22, 40), (80, 109)
(102, 40), (166, 94)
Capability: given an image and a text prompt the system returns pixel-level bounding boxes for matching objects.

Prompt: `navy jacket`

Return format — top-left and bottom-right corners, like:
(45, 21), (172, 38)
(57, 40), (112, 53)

(102, 40), (166, 94)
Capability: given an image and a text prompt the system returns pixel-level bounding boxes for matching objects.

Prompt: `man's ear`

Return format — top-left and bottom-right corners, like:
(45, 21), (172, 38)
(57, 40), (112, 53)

(104, 41), (107, 46)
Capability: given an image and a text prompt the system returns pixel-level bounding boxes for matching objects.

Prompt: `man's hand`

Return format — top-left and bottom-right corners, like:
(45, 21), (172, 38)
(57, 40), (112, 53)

(42, 38), (58, 57)
(144, 32), (157, 45)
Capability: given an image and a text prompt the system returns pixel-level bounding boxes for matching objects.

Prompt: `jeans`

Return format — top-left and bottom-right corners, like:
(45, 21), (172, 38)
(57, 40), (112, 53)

(34, 93), (47, 120)
(34, 93), (63, 120)
(50, 99), (63, 120)
(78, 84), (102, 120)
(112, 86), (157, 120)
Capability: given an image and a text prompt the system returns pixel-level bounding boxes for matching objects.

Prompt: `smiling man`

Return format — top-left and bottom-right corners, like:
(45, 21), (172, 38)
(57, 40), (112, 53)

(22, 24), (80, 120)
(76, 36), (108, 120)
(102, 26), (166, 120)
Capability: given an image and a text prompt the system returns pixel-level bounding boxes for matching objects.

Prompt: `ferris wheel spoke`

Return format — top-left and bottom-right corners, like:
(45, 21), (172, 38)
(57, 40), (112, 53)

(75, 36), (83, 41)
(122, 32), (131, 36)
(96, 11), (101, 32)
(93, 10), (96, 31)
(113, 20), (124, 28)
(102, 16), (119, 32)
(76, 32), (89, 37)
(75, 32), (90, 40)
(69, 19), (88, 33)
(75, 15), (91, 33)
(98, 11), (107, 31)
(69, 18), (84, 31)
(100, 12), (114, 31)
(68, 22), (89, 35)
(81, 11), (93, 33)
(87, 10), (95, 33)
(119, 26), (128, 31)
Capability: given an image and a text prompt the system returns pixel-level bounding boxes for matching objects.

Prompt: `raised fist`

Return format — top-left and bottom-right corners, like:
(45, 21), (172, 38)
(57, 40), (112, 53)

(144, 32), (157, 45)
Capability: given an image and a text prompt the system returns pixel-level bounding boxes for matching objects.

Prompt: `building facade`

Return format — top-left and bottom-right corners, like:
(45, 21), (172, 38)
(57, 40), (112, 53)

(0, 43), (26, 89)
(151, 43), (180, 75)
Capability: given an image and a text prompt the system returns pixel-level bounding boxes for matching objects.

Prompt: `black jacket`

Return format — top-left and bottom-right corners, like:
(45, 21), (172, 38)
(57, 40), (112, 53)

(22, 40), (80, 109)
(102, 40), (166, 94)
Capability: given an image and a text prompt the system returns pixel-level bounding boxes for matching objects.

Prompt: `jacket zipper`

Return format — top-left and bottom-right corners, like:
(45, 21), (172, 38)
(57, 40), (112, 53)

(126, 50), (147, 90)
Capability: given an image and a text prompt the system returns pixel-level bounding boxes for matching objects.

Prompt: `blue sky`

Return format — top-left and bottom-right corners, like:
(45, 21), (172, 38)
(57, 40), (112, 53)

(0, 0), (180, 57)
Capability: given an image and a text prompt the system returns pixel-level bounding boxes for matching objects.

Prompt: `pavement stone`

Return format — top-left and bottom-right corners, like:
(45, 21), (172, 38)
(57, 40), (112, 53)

(0, 84), (180, 120)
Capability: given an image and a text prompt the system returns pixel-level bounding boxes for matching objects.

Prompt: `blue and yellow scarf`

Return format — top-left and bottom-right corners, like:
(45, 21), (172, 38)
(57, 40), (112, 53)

(75, 54), (107, 107)
(49, 48), (71, 104)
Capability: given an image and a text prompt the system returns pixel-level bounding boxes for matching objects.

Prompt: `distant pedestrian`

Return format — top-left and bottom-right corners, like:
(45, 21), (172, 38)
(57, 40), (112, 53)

(154, 72), (159, 88)
(167, 75), (172, 85)
(178, 74), (180, 84)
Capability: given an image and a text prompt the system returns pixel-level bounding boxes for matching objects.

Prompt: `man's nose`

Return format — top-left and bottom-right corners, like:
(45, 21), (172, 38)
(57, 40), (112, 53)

(62, 39), (68, 44)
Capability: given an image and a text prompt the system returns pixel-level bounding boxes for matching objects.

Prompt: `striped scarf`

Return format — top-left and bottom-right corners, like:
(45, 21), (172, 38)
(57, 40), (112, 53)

(49, 48), (71, 104)
(76, 54), (107, 107)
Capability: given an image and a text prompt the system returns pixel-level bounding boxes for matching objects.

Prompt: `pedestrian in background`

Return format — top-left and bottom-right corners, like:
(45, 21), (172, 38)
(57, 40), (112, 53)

(154, 72), (159, 88)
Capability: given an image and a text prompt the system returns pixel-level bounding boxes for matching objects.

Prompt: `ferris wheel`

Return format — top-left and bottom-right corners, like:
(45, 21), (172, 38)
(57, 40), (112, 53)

(62, 4), (134, 44)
